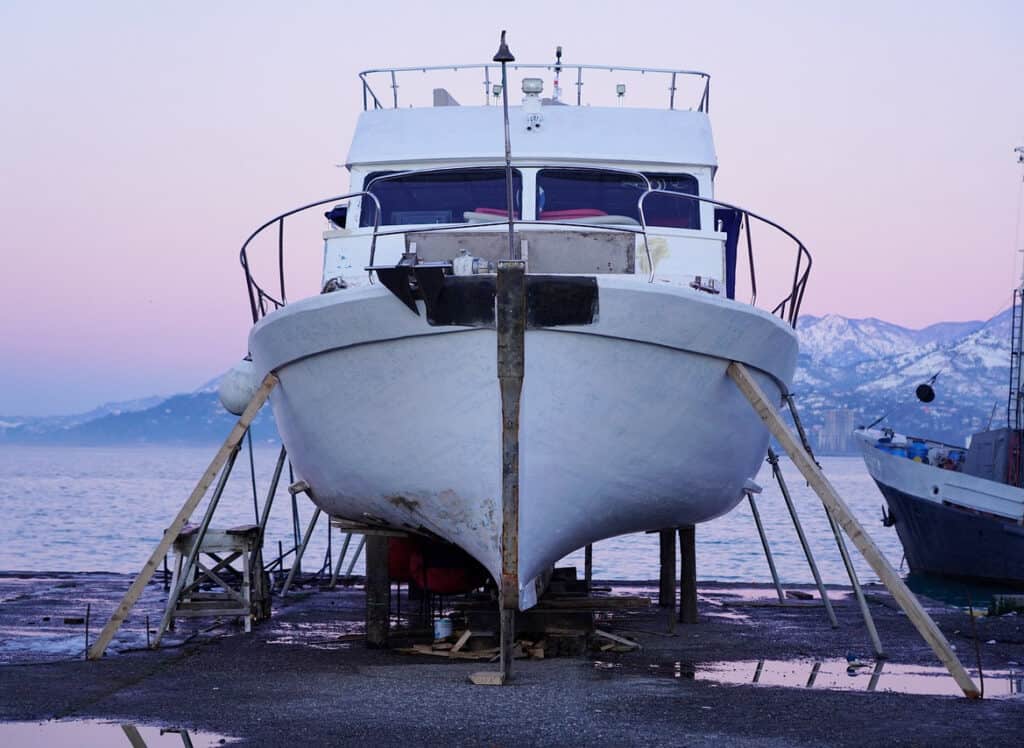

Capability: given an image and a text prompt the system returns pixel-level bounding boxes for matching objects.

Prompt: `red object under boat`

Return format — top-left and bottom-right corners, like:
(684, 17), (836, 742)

(388, 537), (488, 594)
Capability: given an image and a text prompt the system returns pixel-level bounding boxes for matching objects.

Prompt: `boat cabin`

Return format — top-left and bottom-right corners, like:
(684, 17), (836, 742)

(320, 62), (742, 297)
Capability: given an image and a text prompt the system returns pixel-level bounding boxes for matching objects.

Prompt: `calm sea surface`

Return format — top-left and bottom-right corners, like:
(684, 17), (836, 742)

(0, 446), (905, 586)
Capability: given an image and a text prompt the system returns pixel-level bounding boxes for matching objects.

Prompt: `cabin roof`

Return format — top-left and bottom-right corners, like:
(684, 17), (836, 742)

(346, 105), (717, 171)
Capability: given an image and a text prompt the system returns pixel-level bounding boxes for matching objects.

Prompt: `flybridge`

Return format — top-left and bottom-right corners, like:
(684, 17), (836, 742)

(357, 61), (711, 112)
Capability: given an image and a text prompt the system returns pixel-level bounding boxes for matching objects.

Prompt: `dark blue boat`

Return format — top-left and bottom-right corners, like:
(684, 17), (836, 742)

(857, 265), (1024, 586)
(857, 436), (1024, 586)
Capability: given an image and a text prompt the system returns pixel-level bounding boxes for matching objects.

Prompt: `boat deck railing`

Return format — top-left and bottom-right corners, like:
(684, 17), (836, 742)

(239, 169), (811, 328)
(358, 63), (710, 111)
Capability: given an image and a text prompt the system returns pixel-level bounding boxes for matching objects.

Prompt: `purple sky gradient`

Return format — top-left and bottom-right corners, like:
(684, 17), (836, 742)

(1, 1), (1022, 415)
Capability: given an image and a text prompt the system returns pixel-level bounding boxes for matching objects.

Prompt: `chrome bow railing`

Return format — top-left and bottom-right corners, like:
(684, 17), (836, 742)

(637, 190), (812, 327)
(239, 192), (381, 323)
(239, 173), (811, 328)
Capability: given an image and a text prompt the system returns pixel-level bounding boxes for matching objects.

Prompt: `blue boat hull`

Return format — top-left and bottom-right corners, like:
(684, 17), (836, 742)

(876, 481), (1024, 587)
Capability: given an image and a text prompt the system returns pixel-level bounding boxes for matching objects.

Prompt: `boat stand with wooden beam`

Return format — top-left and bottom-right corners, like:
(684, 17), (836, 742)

(87, 374), (279, 660)
(726, 361), (981, 699)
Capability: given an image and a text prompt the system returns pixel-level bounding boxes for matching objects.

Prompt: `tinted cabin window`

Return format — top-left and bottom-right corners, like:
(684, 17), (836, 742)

(536, 170), (700, 229)
(360, 169), (522, 227)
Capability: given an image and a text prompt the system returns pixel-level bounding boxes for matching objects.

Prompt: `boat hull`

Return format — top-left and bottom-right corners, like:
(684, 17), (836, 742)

(250, 277), (798, 606)
(858, 432), (1024, 587)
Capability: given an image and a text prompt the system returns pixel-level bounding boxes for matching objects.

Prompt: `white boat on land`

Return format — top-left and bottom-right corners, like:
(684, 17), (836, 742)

(228, 47), (812, 608)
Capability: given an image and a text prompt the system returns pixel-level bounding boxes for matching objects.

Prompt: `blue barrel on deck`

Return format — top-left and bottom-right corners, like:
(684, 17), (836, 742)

(908, 441), (928, 462)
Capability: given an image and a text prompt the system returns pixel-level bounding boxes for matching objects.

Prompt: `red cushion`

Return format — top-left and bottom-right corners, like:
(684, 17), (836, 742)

(539, 208), (608, 220)
(472, 207), (519, 217)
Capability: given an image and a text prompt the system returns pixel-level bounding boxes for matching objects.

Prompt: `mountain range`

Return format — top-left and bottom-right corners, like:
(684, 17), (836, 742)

(794, 308), (1012, 451)
(1, 308), (1014, 452)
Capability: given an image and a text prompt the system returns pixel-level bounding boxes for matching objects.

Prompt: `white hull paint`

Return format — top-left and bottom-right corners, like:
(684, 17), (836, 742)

(250, 277), (797, 608)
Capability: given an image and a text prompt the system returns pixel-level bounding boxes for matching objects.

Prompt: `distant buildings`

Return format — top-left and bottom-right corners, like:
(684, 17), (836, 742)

(815, 408), (859, 453)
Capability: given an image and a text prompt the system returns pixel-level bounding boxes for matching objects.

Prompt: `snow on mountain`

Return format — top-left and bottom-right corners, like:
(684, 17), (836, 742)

(0, 395), (167, 439)
(797, 314), (923, 365)
(795, 308), (1013, 450)
(796, 313), (994, 366)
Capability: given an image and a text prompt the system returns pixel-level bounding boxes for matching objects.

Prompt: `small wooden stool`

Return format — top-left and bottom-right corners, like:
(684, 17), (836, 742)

(162, 524), (269, 635)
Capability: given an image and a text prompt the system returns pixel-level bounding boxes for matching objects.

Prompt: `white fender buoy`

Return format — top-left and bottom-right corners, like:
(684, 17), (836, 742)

(218, 358), (259, 415)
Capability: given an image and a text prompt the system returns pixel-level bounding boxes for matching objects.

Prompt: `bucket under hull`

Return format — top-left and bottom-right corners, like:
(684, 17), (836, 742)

(251, 278), (798, 606)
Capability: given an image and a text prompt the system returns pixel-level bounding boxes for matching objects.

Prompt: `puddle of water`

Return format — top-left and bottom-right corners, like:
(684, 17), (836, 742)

(0, 720), (236, 746)
(264, 618), (364, 649)
(700, 587), (852, 605)
(664, 659), (1024, 698)
(703, 609), (750, 622)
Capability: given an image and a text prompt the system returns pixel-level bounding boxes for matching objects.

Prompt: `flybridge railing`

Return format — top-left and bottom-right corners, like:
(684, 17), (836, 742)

(239, 171), (811, 328)
(358, 63), (710, 112)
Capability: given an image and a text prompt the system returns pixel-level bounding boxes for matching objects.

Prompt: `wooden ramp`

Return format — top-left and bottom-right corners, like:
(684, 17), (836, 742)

(727, 362), (980, 699)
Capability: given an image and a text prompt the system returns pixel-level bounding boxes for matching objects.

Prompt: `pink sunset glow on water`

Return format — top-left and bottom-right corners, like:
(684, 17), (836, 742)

(1, 1), (1022, 414)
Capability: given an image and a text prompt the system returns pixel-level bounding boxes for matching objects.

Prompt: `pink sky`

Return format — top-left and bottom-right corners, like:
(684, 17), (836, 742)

(1, 1), (1022, 415)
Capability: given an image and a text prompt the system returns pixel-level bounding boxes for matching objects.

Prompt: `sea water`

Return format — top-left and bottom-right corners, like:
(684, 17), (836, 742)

(0, 445), (905, 587)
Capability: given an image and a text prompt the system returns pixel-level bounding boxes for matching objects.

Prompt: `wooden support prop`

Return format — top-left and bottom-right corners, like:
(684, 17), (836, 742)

(451, 629), (472, 653)
(365, 534), (390, 648)
(726, 362), (980, 698)
(584, 543), (593, 593)
(658, 529), (676, 608)
(87, 373), (278, 660)
(678, 525), (698, 624)
(495, 260), (525, 684)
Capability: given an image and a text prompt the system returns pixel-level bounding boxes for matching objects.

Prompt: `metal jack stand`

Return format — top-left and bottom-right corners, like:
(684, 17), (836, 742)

(781, 394), (881, 653)
(766, 447), (839, 628)
(280, 481), (321, 597)
(745, 485), (785, 603)
(328, 523), (366, 588)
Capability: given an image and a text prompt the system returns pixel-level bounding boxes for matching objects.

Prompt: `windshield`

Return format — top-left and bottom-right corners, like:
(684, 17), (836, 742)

(360, 168), (522, 226)
(536, 169), (700, 229)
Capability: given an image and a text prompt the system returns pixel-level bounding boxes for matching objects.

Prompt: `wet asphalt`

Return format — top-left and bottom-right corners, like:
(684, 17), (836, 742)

(0, 573), (1022, 746)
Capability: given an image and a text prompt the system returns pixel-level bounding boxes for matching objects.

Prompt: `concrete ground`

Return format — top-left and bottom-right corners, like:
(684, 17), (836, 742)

(0, 572), (1022, 746)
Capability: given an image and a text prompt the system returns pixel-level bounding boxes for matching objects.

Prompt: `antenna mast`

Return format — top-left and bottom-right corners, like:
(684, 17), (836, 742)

(1007, 146), (1024, 439)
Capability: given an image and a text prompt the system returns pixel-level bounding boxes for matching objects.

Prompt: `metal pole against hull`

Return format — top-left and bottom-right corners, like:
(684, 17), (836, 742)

(826, 507), (885, 657)
(496, 30), (517, 261)
(781, 394), (880, 652)
(746, 492), (785, 603)
(767, 447), (839, 627)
